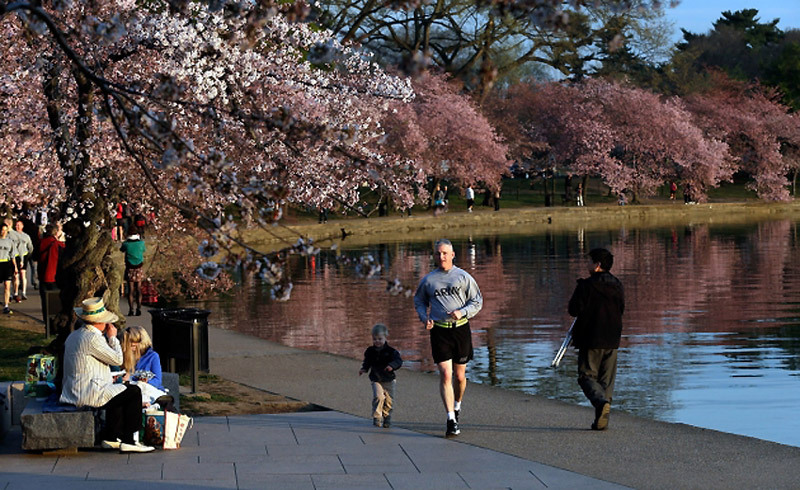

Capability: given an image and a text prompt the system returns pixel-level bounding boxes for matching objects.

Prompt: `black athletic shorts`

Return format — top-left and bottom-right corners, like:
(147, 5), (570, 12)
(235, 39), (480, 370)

(19, 254), (29, 270)
(0, 261), (13, 282)
(430, 322), (473, 365)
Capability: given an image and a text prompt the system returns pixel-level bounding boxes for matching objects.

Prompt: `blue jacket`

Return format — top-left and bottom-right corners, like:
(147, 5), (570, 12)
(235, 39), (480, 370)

(135, 348), (164, 390)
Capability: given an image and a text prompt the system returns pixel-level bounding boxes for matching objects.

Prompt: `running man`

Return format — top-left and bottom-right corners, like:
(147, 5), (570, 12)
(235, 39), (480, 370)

(414, 239), (483, 438)
(0, 223), (18, 314)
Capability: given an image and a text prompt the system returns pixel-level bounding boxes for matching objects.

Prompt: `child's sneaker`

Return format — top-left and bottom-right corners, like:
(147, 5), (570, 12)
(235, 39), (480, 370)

(3, 307), (11, 314)
(373, 418), (382, 427)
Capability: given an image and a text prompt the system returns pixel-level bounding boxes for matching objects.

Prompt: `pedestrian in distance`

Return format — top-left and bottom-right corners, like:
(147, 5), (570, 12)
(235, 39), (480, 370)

(414, 239), (483, 438)
(465, 185), (475, 213)
(4, 218), (23, 303)
(568, 248), (624, 431)
(359, 323), (403, 428)
(13, 220), (34, 301)
(120, 227), (146, 316)
(432, 184), (446, 216)
(0, 222), (18, 314)
(669, 182), (677, 200)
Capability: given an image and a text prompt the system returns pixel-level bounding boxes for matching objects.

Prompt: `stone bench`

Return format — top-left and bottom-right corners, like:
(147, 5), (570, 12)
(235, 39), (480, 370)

(21, 399), (97, 451)
(19, 372), (180, 452)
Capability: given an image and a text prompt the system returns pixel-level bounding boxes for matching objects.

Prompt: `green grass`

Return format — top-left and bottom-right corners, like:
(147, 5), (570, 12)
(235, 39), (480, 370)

(0, 326), (46, 382)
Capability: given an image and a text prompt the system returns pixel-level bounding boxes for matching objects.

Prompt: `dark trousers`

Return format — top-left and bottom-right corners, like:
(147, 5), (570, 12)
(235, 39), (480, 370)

(577, 348), (618, 408)
(100, 385), (143, 444)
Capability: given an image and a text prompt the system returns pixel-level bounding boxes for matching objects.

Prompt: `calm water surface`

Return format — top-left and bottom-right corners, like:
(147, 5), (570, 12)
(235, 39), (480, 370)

(200, 219), (800, 447)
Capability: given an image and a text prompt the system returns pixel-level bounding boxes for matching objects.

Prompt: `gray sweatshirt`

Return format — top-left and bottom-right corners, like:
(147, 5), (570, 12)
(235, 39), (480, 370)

(0, 237), (15, 262)
(414, 266), (483, 323)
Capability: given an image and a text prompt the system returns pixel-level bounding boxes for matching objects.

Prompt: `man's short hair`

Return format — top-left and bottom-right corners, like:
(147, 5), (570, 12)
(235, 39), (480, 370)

(371, 323), (389, 337)
(589, 248), (614, 271)
(434, 239), (453, 251)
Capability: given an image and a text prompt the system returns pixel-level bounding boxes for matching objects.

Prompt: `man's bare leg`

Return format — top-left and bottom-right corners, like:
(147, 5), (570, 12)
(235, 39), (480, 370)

(437, 359), (454, 412)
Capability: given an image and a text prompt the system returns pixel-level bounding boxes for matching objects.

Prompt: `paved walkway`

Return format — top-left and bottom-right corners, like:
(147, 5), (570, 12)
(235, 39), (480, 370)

(5, 297), (800, 489)
(2, 298), (624, 489)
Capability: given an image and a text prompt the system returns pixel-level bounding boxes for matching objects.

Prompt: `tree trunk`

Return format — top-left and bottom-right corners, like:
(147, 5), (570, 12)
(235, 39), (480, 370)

(44, 63), (126, 362)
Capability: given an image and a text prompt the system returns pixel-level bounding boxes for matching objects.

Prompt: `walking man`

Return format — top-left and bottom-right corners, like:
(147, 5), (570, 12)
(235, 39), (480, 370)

(0, 223), (17, 314)
(414, 239), (483, 437)
(568, 248), (624, 430)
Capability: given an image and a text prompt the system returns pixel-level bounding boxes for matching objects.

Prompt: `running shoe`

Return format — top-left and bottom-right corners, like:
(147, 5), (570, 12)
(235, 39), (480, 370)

(454, 409), (460, 423)
(445, 419), (460, 438)
(3, 307), (10, 314)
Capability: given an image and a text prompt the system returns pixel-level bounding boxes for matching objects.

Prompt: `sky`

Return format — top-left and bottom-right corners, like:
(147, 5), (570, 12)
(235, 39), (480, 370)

(665, 1), (800, 42)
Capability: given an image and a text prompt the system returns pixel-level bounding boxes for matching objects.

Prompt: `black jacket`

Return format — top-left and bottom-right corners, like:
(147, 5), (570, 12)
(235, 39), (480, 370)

(568, 271), (625, 349)
(361, 343), (403, 382)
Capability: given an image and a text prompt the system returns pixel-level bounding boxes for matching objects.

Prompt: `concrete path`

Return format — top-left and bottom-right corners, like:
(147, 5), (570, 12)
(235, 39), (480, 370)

(0, 410), (623, 489)
(2, 298), (624, 489)
(205, 327), (800, 490)
(5, 297), (800, 489)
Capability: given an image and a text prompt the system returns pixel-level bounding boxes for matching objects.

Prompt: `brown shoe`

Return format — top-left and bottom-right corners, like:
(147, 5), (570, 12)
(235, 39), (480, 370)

(592, 402), (611, 430)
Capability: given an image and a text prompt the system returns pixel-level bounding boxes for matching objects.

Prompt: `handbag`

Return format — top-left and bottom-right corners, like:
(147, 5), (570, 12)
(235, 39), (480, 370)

(143, 410), (193, 449)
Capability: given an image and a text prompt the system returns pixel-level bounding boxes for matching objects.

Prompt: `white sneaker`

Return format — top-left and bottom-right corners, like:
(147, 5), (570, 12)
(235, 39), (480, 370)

(120, 442), (155, 453)
(100, 439), (121, 449)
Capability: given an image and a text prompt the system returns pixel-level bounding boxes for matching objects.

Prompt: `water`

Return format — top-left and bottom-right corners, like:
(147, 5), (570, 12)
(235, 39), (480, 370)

(199, 219), (800, 447)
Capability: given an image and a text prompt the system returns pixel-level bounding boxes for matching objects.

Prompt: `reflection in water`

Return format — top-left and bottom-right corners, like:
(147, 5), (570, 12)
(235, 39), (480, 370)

(201, 220), (800, 447)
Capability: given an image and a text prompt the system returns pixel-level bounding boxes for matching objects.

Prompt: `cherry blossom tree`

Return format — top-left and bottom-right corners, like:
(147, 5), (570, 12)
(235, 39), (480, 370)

(0, 0), (425, 330)
(382, 72), (510, 192)
(489, 79), (734, 202)
(683, 73), (800, 201)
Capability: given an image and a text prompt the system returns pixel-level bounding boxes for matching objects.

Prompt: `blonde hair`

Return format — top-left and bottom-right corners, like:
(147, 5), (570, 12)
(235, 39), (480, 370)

(371, 323), (388, 337)
(123, 326), (153, 373)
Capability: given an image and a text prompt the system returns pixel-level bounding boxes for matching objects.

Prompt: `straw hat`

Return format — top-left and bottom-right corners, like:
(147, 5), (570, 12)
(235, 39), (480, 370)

(74, 297), (119, 324)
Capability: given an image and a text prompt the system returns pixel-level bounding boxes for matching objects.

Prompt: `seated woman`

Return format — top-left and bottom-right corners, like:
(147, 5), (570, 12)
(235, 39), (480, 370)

(60, 297), (154, 453)
(123, 325), (174, 410)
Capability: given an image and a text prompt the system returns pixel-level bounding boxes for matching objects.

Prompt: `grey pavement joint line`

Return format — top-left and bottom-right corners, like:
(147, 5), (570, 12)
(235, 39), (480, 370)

(337, 454), (347, 474)
(529, 469), (548, 488)
(233, 461), (239, 489)
(456, 471), (471, 489)
(290, 424), (300, 445)
(398, 444), (421, 474)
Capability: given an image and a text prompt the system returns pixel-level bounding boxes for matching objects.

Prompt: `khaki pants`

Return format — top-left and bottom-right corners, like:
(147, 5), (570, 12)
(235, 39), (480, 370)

(371, 380), (395, 420)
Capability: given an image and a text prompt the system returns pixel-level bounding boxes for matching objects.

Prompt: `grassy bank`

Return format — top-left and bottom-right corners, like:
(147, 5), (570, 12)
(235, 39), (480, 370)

(244, 200), (800, 253)
(0, 326), (46, 382)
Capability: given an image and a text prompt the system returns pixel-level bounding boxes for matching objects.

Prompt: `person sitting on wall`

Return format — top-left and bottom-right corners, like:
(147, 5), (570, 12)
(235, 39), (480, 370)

(60, 297), (155, 453)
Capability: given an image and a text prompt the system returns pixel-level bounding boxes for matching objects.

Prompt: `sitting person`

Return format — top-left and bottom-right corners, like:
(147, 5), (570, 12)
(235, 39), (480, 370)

(123, 326), (174, 410)
(60, 297), (154, 453)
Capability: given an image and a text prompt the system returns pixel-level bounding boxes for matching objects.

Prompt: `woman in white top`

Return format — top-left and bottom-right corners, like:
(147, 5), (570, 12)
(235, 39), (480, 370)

(60, 297), (154, 453)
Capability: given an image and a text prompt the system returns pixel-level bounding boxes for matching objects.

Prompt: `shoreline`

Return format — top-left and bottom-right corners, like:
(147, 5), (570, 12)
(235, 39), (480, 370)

(245, 201), (800, 252)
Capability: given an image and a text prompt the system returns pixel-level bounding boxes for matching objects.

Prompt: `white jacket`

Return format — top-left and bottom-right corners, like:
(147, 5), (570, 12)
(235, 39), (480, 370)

(60, 324), (125, 407)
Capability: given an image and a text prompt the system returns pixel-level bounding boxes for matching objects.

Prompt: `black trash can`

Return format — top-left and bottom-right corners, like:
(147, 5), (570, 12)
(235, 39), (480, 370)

(150, 308), (211, 374)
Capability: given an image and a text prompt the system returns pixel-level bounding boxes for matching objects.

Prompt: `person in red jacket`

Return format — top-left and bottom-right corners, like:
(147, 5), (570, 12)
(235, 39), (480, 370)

(38, 223), (65, 323)
(39, 223), (65, 287)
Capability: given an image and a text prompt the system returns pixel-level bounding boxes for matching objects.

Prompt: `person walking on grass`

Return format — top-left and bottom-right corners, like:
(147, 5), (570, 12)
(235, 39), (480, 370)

(359, 323), (403, 428)
(465, 185), (475, 213)
(414, 239), (483, 438)
(568, 248), (625, 431)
